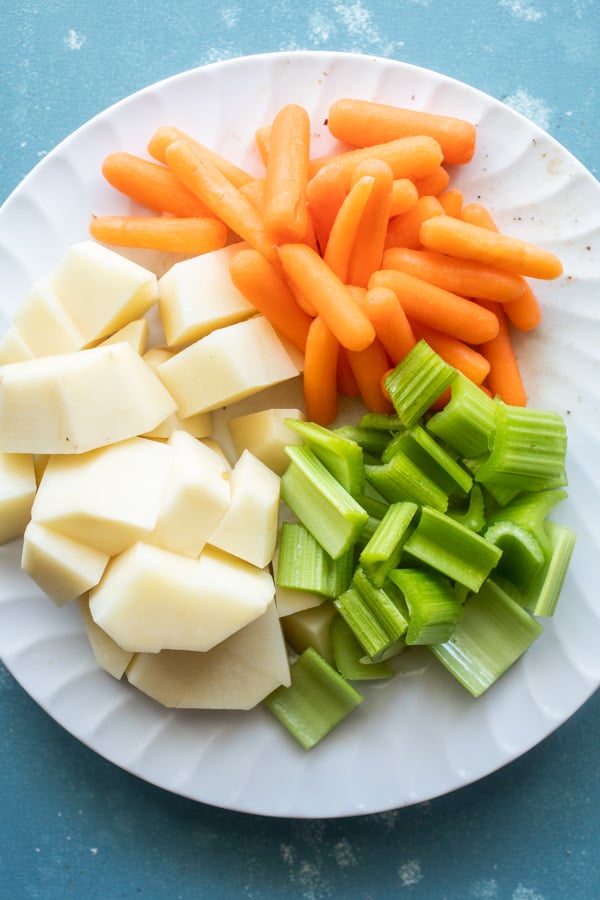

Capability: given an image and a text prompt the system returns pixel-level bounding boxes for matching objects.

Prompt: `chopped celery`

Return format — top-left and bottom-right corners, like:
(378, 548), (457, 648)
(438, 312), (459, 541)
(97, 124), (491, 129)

(359, 412), (405, 432)
(447, 483), (486, 532)
(281, 601), (337, 664)
(483, 520), (546, 597)
(355, 490), (389, 521)
(430, 579), (543, 697)
(359, 501), (418, 586)
(365, 451), (449, 512)
(383, 339), (456, 428)
(334, 424), (391, 458)
(475, 402), (568, 494)
(388, 567), (463, 645)
(276, 521), (354, 597)
(284, 418), (365, 496)
(264, 647), (363, 749)
(426, 372), (497, 458)
(335, 585), (396, 660)
(524, 520), (577, 617)
(485, 488), (568, 555)
(404, 506), (503, 592)
(352, 566), (409, 642)
(330, 615), (395, 681)
(382, 424), (473, 496)
(281, 444), (368, 559)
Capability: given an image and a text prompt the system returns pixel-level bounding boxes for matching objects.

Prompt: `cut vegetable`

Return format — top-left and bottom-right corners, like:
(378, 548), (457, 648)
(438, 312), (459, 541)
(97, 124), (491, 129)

(383, 339), (456, 428)
(387, 567), (463, 645)
(330, 615), (395, 681)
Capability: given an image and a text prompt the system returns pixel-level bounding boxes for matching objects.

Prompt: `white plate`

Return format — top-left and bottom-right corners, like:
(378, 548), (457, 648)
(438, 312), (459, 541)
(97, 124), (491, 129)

(1, 50), (599, 819)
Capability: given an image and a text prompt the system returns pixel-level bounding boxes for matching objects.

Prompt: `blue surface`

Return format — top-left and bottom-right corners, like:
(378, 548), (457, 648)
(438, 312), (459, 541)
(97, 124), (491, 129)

(1, 2), (600, 897)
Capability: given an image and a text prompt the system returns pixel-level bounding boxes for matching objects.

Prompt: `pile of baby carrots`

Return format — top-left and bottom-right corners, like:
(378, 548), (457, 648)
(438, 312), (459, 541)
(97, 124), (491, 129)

(90, 97), (563, 425)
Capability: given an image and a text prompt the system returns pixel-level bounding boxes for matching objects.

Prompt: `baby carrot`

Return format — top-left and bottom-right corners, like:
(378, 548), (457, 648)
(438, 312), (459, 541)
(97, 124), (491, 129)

(409, 320), (491, 385)
(381, 247), (528, 303)
(254, 124), (271, 166)
(368, 269), (500, 344)
(323, 175), (375, 281)
(239, 177), (266, 211)
(346, 159), (394, 288)
(278, 243), (376, 352)
(438, 189), (463, 217)
(337, 346), (361, 397)
(306, 164), (349, 254)
(263, 103), (311, 244)
(164, 140), (276, 262)
(389, 178), (419, 217)
(327, 98), (477, 166)
(477, 300), (527, 406)
(363, 285), (416, 364)
(89, 215), (227, 254)
(308, 135), (444, 186)
(385, 195), (445, 251)
(346, 337), (395, 415)
(148, 125), (253, 188)
(228, 247), (313, 352)
(101, 152), (211, 217)
(459, 204), (542, 331)
(412, 166), (450, 197)
(419, 215), (563, 280)
(303, 316), (340, 426)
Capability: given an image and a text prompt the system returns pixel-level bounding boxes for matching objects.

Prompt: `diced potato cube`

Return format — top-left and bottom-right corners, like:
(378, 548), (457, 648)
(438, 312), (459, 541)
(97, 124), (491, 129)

(126, 600), (290, 709)
(77, 594), (134, 679)
(145, 430), (231, 558)
(0, 342), (177, 455)
(142, 347), (212, 441)
(228, 407), (305, 474)
(99, 318), (149, 354)
(157, 316), (300, 417)
(208, 449), (280, 568)
(158, 243), (255, 347)
(31, 437), (174, 556)
(50, 240), (158, 344)
(13, 278), (85, 357)
(22, 521), (110, 606)
(89, 543), (275, 653)
(0, 452), (37, 544)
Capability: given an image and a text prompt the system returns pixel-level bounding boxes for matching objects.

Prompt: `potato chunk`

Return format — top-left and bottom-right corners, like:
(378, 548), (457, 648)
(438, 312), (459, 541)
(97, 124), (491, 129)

(0, 451), (37, 544)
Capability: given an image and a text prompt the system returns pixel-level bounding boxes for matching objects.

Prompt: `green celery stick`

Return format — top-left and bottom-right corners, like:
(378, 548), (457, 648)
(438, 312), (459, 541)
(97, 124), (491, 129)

(387, 567), (463, 645)
(264, 647), (363, 749)
(485, 488), (568, 555)
(359, 501), (418, 586)
(352, 566), (409, 642)
(383, 339), (457, 428)
(382, 424), (473, 496)
(447, 483), (486, 532)
(524, 520), (577, 617)
(335, 585), (396, 660)
(284, 418), (365, 496)
(426, 372), (497, 458)
(483, 520), (546, 597)
(430, 579), (543, 697)
(404, 506), (503, 592)
(330, 615), (395, 681)
(359, 412), (405, 432)
(334, 424), (391, 458)
(281, 445), (369, 560)
(276, 521), (354, 597)
(365, 450), (449, 512)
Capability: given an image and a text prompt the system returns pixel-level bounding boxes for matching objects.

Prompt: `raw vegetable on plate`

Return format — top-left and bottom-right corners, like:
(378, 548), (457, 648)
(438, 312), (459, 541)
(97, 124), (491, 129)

(0, 94), (575, 749)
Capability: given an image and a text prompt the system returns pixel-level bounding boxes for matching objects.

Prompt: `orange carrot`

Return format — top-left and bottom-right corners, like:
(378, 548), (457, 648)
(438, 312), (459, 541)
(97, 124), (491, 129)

(459, 204), (542, 331)
(263, 103), (311, 244)
(308, 135), (444, 186)
(303, 316), (340, 426)
(390, 178), (419, 217)
(254, 124), (271, 166)
(368, 269), (500, 344)
(323, 175), (375, 281)
(164, 140), (276, 262)
(381, 247), (528, 303)
(89, 215), (227, 254)
(412, 166), (451, 197)
(419, 215), (563, 280)
(385, 195), (445, 250)
(346, 337), (395, 414)
(409, 320), (491, 385)
(278, 243), (376, 352)
(438, 188), (463, 217)
(327, 98), (477, 166)
(239, 177), (266, 211)
(306, 164), (348, 253)
(363, 286), (417, 364)
(477, 300), (527, 406)
(148, 125), (253, 188)
(101, 152), (211, 217)
(337, 346), (361, 397)
(346, 159), (394, 287)
(228, 247), (313, 352)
